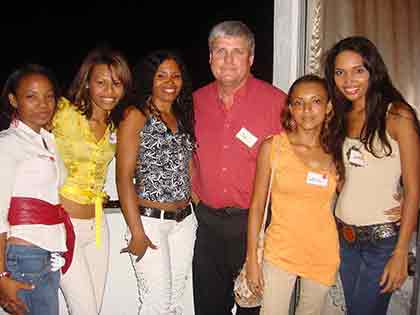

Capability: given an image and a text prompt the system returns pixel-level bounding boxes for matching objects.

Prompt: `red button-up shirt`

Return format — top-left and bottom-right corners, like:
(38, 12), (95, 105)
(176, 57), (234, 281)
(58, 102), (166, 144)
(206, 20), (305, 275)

(193, 75), (286, 209)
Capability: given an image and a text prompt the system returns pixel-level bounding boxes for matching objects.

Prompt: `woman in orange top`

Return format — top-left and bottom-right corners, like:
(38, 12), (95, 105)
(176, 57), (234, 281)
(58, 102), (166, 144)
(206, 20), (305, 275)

(52, 47), (132, 315)
(246, 75), (341, 315)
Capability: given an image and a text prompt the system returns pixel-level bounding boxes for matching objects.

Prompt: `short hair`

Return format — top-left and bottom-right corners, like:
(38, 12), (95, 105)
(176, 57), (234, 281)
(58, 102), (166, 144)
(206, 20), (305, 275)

(208, 20), (255, 55)
(0, 64), (60, 131)
(282, 74), (328, 131)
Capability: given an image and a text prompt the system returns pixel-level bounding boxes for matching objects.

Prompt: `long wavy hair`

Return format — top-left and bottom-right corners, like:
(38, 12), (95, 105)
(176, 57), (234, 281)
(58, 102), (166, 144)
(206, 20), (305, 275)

(324, 36), (419, 175)
(130, 49), (195, 144)
(67, 46), (132, 128)
(0, 64), (61, 131)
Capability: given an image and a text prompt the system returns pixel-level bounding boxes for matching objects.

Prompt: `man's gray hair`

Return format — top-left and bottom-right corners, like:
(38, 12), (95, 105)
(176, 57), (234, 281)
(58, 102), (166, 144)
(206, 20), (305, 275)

(208, 20), (255, 55)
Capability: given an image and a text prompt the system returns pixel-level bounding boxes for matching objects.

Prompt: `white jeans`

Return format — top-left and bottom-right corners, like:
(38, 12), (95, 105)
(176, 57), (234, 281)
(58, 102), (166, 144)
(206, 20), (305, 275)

(60, 216), (110, 315)
(127, 210), (197, 315)
(261, 260), (330, 315)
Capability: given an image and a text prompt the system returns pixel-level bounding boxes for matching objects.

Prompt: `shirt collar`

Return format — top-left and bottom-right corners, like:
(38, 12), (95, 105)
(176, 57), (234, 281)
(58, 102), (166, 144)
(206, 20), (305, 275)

(14, 120), (52, 143)
(213, 74), (253, 104)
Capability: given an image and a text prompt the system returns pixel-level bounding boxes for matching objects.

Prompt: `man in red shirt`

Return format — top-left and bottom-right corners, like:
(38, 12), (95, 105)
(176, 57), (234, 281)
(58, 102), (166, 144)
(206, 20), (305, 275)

(192, 20), (286, 315)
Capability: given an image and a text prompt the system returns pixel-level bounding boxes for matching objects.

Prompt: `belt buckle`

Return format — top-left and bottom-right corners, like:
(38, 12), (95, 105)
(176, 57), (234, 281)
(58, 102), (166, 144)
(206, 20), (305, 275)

(342, 225), (356, 243)
(372, 224), (396, 241)
(143, 208), (154, 217)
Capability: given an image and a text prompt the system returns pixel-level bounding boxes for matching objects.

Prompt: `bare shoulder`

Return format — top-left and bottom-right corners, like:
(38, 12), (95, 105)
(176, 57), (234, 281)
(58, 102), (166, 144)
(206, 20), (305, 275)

(260, 136), (275, 151)
(257, 136), (277, 163)
(120, 105), (147, 129)
(387, 101), (420, 140)
(123, 105), (146, 121)
(388, 102), (418, 122)
(263, 135), (275, 145)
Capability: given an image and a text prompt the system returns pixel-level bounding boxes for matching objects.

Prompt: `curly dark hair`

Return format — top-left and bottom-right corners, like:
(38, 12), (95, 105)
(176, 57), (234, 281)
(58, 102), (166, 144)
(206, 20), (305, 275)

(0, 64), (61, 131)
(323, 36), (419, 177)
(130, 49), (195, 143)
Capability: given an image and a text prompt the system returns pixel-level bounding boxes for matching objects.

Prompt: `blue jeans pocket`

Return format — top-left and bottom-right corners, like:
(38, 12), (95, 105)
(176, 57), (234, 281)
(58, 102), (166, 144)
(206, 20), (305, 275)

(6, 244), (60, 315)
(6, 245), (51, 285)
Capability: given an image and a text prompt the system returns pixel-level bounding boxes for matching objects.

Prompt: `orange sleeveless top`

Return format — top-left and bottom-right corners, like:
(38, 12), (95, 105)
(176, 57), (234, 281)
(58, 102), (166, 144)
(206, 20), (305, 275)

(264, 133), (339, 286)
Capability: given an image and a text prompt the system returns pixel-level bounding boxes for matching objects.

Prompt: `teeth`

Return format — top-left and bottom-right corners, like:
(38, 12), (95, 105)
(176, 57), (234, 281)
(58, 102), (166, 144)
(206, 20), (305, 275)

(344, 88), (358, 94)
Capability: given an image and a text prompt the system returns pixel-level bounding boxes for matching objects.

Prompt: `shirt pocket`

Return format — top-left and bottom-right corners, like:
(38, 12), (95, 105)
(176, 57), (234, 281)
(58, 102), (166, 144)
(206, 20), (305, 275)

(18, 155), (57, 187)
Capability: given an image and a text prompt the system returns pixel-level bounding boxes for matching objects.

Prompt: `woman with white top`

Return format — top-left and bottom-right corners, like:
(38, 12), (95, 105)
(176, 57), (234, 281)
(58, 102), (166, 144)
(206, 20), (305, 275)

(0, 64), (71, 315)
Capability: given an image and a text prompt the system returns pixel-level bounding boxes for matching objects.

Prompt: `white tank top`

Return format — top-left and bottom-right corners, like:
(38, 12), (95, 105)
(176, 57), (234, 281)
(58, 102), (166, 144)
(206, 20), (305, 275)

(335, 133), (401, 226)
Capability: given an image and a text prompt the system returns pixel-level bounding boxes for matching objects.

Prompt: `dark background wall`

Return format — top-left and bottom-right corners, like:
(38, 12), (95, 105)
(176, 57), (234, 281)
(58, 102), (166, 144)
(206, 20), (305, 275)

(0, 1), (274, 91)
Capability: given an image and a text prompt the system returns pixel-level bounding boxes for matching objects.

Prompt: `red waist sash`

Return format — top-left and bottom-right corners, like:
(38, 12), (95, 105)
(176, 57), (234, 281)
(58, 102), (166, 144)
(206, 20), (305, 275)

(8, 197), (75, 274)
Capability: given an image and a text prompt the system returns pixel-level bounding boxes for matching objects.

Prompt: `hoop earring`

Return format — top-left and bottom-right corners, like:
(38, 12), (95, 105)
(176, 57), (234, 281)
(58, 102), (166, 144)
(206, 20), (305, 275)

(289, 118), (296, 130)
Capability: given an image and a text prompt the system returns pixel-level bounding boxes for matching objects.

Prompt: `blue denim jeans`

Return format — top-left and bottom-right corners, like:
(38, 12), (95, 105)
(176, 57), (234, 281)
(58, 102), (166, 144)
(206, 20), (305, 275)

(6, 244), (60, 315)
(339, 234), (397, 315)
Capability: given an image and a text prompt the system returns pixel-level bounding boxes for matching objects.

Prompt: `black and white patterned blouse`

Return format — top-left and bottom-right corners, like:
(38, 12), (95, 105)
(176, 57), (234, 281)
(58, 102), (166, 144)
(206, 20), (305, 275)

(135, 115), (194, 202)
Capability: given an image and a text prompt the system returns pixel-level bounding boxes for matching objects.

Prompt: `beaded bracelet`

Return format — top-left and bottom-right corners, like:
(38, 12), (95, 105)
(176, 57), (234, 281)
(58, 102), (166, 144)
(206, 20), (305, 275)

(0, 271), (10, 278)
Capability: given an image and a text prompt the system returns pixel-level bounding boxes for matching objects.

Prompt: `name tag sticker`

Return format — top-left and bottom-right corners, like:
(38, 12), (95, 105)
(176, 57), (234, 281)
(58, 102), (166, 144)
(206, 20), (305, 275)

(109, 132), (117, 144)
(306, 171), (328, 187)
(235, 127), (258, 148)
(348, 148), (366, 167)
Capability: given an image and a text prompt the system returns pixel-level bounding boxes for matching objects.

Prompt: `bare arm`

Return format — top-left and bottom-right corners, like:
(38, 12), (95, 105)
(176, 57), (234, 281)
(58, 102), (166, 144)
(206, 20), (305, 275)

(381, 103), (420, 292)
(246, 137), (273, 296)
(116, 107), (156, 259)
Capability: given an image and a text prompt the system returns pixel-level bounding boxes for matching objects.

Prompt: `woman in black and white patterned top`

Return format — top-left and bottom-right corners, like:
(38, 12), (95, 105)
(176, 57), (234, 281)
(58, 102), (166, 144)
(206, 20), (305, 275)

(116, 50), (197, 315)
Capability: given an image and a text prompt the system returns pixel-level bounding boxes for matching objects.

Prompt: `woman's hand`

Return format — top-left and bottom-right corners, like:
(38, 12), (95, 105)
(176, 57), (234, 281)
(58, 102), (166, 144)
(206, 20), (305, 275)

(380, 249), (408, 293)
(246, 258), (264, 297)
(120, 233), (157, 262)
(0, 276), (33, 315)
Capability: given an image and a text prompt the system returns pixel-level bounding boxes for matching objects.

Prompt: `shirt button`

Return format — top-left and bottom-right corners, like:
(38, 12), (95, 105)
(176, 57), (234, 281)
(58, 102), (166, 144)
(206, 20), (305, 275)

(223, 189), (227, 193)
(225, 124), (230, 128)
(223, 145), (229, 149)
(222, 167), (227, 172)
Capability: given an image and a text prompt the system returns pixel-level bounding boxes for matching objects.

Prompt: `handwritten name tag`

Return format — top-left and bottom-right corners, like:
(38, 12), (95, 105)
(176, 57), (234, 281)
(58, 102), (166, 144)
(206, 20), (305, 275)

(235, 127), (258, 148)
(306, 171), (328, 187)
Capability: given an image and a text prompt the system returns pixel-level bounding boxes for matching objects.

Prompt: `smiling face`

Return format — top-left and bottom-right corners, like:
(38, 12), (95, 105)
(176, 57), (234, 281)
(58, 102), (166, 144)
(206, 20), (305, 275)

(334, 50), (370, 107)
(8, 73), (56, 133)
(209, 35), (254, 89)
(87, 63), (125, 114)
(151, 58), (183, 106)
(289, 81), (330, 132)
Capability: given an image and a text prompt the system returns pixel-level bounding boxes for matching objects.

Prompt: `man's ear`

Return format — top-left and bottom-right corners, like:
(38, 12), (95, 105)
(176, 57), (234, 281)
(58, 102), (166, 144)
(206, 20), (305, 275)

(249, 55), (254, 67)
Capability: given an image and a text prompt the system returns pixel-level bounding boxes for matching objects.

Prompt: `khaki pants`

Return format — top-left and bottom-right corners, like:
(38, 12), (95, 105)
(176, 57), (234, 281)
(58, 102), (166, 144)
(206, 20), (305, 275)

(261, 260), (330, 315)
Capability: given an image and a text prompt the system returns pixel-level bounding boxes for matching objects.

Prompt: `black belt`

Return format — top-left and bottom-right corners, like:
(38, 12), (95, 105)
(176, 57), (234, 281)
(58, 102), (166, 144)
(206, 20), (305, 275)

(139, 205), (192, 222)
(336, 218), (399, 244)
(198, 202), (248, 217)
